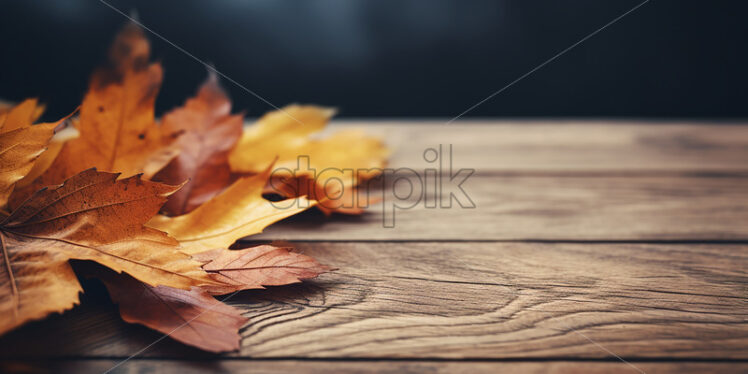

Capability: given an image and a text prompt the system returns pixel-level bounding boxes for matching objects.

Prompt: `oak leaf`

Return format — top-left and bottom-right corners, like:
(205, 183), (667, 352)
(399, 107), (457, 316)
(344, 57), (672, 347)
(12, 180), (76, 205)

(151, 72), (243, 216)
(0, 169), (217, 334)
(98, 270), (247, 353)
(148, 166), (311, 254)
(193, 245), (333, 295)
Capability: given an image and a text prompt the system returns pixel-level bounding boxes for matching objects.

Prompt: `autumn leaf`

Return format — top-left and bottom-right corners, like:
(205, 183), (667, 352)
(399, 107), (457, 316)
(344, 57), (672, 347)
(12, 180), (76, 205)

(0, 229), (81, 336)
(192, 245), (333, 295)
(15, 125), (78, 191)
(228, 105), (387, 179)
(0, 168), (223, 334)
(148, 165), (311, 254)
(151, 72), (243, 216)
(0, 99), (45, 133)
(0, 100), (61, 207)
(4, 169), (215, 286)
(98, 269), (247, 353)
(0, 101), (78, 335)
(228, 105), (388, 214)
(32, 23), (176, 190)
(266, 173), (381, 215)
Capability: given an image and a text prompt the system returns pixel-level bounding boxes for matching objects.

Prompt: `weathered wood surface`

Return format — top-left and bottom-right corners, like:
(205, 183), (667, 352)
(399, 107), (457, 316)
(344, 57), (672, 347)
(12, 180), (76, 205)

(3, 360), (745, 374)
(257, 175), (748, 241)
(328, 121), (748, 173)
(1, 242), (745, 361)
(1, 122), (746, 373)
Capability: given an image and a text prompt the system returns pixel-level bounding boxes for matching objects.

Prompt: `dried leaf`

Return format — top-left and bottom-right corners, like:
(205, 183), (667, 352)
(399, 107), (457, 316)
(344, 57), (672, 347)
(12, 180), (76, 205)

(0, 101), (61, 207)
(34, 23), (176, 189)
(0, 116), (80, 334)
(228, 105), (387, 214)
(148, 166), (311, 254)
(0, 99), (45, 133)
(1, 163), (216, 335)
(193, 245), (333, 295)
(99, 270), (247, 353)
(266, 174), (381, 215)
(0, 234), (82, 335)
(151, 72), (243, 216)
(1, 170), (216, 311)
(15, 126), (78, 190)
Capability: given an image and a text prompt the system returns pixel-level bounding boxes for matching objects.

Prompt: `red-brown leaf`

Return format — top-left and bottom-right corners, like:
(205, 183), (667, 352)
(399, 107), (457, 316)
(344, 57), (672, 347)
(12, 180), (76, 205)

(151, 72), (243, 216)
(193, 245), (334, 295)
(100, 271), (248, 353)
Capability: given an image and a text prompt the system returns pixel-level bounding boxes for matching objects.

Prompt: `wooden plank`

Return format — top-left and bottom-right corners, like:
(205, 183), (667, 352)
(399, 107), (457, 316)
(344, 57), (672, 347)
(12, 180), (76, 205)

(1, 242), (745, 359)
(255, 175), (748, 241)
(326, 121), (748, 173)
(3, 359), (745, 374)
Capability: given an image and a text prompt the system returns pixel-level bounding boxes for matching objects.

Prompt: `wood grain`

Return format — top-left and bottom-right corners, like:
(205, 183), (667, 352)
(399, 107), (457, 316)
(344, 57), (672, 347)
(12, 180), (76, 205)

(3, 359), (745, 374)
(327, 121), (748, 173)
(1, 242), (745, 360)
(256, 175), (748, 241)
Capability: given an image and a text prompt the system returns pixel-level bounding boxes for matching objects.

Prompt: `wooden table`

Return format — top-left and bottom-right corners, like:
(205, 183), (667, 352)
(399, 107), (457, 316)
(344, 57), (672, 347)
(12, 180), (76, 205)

(1, 121), (747, 373)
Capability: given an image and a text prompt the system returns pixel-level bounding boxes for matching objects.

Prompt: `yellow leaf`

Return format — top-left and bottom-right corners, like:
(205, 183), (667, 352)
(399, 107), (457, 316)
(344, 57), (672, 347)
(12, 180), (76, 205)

(148, 166), (311, 254)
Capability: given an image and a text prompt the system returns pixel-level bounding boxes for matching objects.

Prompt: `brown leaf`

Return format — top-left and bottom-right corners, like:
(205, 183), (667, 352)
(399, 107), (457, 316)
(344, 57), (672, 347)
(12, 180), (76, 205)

(228, 105), (388, 214)
(3, 169), (215, 288)
(193, 245), (333, 295)
(148, 166), (311, 254)
(1, 169), (219, 334)
(32, 23), (176, 190)
(99, 270), (247, 353)
(151, 72), (243, 216)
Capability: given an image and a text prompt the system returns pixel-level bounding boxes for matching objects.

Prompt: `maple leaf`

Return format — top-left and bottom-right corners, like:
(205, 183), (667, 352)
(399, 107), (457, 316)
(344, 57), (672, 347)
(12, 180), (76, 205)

(0, 169), (217, 334)
(97, 269), (247, 353)
(151, 72), (243, 216)
(147, 166), (311, 254)
(228, 105), (388, 214)
(32, 23), (176, 190)
(192, 245), (333, 295)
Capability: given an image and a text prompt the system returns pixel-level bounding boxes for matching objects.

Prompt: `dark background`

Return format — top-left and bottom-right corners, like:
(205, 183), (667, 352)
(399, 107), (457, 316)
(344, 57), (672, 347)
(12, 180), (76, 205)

(1, 0), (747, 120)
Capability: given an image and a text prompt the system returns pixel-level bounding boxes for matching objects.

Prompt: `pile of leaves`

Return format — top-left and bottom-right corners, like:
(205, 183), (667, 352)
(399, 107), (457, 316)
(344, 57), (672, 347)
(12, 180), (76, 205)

(0, 24), (387, 352)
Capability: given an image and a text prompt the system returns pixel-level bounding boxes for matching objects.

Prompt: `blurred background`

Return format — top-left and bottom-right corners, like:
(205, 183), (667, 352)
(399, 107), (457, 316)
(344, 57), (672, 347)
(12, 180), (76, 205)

(1, 0), (747, 120)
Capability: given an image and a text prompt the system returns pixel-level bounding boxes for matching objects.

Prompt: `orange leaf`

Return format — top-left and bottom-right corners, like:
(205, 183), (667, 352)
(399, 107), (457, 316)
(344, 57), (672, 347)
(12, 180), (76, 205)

(99, 270), (247, 353)
(0, 100), (64, 208)
(34, 23), (176, 190)
(0, 234), (81, 336)
(151, 72), (243, 216)
(193, 245), (333, 295)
